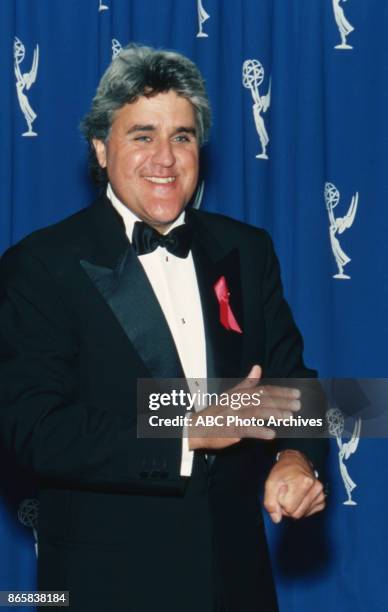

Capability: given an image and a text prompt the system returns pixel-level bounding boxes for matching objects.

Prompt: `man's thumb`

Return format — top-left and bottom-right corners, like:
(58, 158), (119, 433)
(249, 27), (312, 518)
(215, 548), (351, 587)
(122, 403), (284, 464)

(245, 364), (262, 384)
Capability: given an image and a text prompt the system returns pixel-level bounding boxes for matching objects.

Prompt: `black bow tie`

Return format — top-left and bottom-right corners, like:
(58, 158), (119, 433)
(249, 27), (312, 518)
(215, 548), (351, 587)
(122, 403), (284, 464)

(132, 221), (192, 258)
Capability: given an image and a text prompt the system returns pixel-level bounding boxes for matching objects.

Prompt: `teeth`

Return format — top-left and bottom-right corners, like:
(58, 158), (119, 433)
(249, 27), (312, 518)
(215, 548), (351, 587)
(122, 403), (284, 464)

(144, 176), (176, 184)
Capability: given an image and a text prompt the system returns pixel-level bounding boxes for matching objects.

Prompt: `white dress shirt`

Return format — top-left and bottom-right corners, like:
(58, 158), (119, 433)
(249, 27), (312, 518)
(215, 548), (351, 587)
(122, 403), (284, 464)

(107, 184), (207, 476)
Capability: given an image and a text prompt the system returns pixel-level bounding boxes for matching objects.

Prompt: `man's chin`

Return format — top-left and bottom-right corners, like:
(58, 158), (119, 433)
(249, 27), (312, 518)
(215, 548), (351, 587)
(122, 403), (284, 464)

(148, 219), (179, 234)
(145, 208), (187, 233)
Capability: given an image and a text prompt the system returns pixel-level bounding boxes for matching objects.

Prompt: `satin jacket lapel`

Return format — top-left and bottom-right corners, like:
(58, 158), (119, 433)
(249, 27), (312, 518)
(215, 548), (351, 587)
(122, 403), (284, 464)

(190, 214), (244, 381)
(80, 197), (184, 379)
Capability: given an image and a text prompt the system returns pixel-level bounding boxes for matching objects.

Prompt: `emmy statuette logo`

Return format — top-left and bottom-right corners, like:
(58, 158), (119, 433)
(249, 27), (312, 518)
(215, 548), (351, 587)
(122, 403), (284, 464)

(196, 0), (210, 38)
(14, 37), (39, 137)
(242, 59), (271, 160)
(332, 0), (354, 49)
(325, 182), (358, 280)
(112, 39), (122, 59)
(326, 408), (361, 505)
(18, 498), (39, 557)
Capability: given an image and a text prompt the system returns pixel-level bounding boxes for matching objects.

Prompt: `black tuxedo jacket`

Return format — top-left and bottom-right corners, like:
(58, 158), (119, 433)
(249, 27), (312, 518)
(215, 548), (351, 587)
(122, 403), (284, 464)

(0, 197), (326, 612)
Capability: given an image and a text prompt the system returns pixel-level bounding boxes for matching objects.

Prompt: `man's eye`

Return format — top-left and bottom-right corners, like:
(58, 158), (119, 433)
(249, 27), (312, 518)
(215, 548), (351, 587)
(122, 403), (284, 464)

(134, 136), (152, 142)
(174, 135), (190, 143)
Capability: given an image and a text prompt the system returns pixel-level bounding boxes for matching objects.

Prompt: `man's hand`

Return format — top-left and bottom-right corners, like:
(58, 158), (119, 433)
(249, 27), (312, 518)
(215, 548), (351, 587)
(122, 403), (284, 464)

(188, 365), (301, 451)
(264, 450), (326, 523)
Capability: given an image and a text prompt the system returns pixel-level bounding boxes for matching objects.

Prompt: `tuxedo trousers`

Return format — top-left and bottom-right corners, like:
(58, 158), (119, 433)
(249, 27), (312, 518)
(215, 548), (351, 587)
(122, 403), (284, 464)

(37, 454), (278, 612)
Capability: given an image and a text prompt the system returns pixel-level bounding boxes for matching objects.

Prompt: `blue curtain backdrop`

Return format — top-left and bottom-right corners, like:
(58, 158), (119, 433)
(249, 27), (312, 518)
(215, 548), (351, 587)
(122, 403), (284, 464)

(0, 1), (387, 610)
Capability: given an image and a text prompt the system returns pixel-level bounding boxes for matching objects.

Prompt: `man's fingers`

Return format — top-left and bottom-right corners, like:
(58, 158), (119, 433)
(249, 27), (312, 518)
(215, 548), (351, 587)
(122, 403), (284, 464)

(274, 494), (326, 520)
(244, 405), (295, 421)
(227, 421), (276, 440)
(277, 474), (317, 515)
(233, 364), (262, 391)
(305, 501), (326, 517)
(258, 396), (301, 413)
(255, 407), (294, 421)
(265, 484), (287, 524)
(264, 452), (327, 522)
(305, 489), (326, 515)
(260, 385), (301, 400)
(281, 480), (324, 519)
(248, 364), (262, 380)
(244, 425), (276, 440)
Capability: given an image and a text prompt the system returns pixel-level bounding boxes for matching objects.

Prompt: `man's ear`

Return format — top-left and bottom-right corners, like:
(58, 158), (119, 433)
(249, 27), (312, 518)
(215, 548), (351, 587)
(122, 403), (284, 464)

(92, 139), (107, 168)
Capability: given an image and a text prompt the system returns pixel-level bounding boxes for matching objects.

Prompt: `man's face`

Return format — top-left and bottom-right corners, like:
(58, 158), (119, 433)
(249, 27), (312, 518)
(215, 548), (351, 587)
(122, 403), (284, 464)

(93, 91), (199, 232)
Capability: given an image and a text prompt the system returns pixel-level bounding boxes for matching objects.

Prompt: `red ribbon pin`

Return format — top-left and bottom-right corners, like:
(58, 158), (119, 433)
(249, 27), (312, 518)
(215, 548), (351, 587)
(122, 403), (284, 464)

(213, 275), (242, 334)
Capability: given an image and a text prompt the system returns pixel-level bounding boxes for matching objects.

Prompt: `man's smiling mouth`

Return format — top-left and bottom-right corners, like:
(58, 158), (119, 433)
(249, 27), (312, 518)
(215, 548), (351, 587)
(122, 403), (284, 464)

(144, 176), (176, 184)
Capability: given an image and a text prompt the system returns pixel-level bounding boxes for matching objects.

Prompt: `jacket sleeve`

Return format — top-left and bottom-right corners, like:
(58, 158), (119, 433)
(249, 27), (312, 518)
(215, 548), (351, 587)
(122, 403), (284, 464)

(261, 231), (329, 474)
(0, 244), (184, 494)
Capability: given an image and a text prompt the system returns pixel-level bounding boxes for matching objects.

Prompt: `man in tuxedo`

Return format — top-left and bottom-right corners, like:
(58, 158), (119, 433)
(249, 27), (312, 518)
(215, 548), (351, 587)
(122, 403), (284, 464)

(0, 45), (326, 611)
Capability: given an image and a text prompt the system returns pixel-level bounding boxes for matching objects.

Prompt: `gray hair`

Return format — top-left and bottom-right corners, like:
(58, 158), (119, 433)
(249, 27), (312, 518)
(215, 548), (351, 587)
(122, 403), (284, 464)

(81, 43), (211, 184)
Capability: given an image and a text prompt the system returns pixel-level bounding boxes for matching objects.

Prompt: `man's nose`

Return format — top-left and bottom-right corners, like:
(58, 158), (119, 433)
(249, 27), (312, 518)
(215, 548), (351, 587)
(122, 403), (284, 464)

(151, 139), (176, 167)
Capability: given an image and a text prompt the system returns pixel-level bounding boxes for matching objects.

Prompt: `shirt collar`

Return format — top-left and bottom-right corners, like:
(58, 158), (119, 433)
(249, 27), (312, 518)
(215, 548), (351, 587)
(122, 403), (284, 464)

(106, 183), (186, 243)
